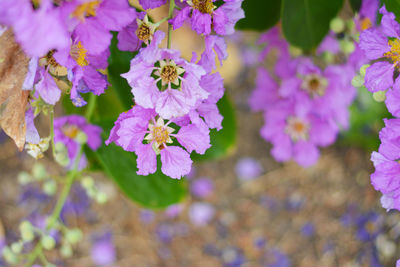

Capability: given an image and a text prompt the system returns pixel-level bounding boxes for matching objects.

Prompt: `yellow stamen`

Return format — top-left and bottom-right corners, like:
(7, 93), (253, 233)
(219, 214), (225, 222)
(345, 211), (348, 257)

(192, 0), (214, 14)
(360, 17), (372, 31)
(70, 41), (89, 67)
(62, 125), (80, 139)
(384, 39), (400, 63)
(161, 65), (178, 84)
(72, 1), (101, 21)
(153, 126), (170, 145)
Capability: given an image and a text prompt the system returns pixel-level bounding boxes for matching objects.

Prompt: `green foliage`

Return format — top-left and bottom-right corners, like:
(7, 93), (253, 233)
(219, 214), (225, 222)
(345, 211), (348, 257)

(92, 139), (187, 209)
(192, 93), (237, 161)
(349, 0), (362, 12)
(340, 87), (390, 151)
(281, 0), (344, 51)
(382, 0), (400, 23)
(236, 0), (282, 31)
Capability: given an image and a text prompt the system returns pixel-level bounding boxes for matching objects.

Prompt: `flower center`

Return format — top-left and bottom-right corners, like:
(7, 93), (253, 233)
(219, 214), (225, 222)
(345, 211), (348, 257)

(145, 118), (175, 153)
(62, 125), (80, 139)
(192, 0), (215, 14)
(384, 39), (400, 63)
(365, 221), (376, 233)
(137, 23), (151, 42)
(153, 126), (170, 144)
(360, 17), (372, 31)
(72, 1), (101, 21)
(301, 74), (327, 97)
(161, 65), (178, 84)
(285, 117), (309, 142)
(70, 41), (89, 67)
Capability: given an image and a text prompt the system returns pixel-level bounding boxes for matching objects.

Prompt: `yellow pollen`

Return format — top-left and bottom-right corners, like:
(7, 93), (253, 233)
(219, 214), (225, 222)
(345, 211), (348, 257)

(360, 17), (372, 31)
(161, 65), (178, 84)
(285, 117), (309, 142)
(384, 39), (400, 63)
(192, 0), (214, 14)
(70, 41), (89, 67)
(62, 125), (80, 139)
(137, 24), (151, 42)
(72, 1), (101, 21)
(293, 122), (305, 133)
(153, 126), (170, 144)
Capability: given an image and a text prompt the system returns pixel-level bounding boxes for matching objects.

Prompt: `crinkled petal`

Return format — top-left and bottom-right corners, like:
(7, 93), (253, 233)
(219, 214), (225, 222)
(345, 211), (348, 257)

(364, 62), (394, 92)
(136, 144), (157, 176)
(160, 146), (192, 179)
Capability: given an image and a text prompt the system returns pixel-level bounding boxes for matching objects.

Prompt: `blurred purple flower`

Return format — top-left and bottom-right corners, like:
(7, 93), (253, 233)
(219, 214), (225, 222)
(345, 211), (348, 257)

(300, 222), (315, 238)
(190, 177), (214, 198)
(189, 202), (215, 226)
(235, 157), (263, 181)
(164, 204), (184, 219)
(91, 231), (116, 266)
(140, 209), (155, 224)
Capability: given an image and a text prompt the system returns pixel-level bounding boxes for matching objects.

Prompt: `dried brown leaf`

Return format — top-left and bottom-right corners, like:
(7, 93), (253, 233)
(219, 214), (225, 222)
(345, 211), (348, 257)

(0, 29), (30, 151)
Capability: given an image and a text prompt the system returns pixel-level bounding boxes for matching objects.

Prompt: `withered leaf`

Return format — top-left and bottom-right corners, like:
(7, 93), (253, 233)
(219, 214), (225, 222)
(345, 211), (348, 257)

(0, 29), (30, 151)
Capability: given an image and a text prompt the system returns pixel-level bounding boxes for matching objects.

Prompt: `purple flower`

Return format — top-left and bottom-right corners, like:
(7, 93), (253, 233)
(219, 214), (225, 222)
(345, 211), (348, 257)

(140, 209), (155, 224)
(164, 204), (184, 218)
(25, 108), (40, 144)
(106, 106), (211, 179)
(235, 157), (263, 181)
(371, 119), (400, 211)
(54, 115), (102, 170)
(355, 212), (382, 242)
(300, 222), (315, 238)
(198, 35), (228, 73)
(188, 202), (215, 226)
(91, 231), (116, 266)
(171, 0), (244, 36)
(155, 223), (174, 243)
(139, 0), (167, 9)
(190, 177), (214, 198)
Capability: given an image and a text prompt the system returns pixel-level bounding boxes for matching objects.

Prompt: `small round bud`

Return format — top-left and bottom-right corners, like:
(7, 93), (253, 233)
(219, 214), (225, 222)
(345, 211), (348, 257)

(18, 172), (31, 185)
(43, 180), (57, 196)
(10, 242), (23, 254)
(373, 91), (387, 102)
(19, 221), (32, 232)
(21, 229), (34, 242)
(81, 176), (94, 189)
(41, 235), (56, 250)
(346, 19), (355, 31)
(65, 229), (83, 245)
(322, 52), (334, 64)
(60, 244), (73, 258)
(75, 132), (88, 144)
(55, 152), (70, 167)
(360, 64), (370, 77)
(351, 75), (364, 88)
(330, 17), (345, 33)
(2, 247), (18, 264)
(289, 46), (302, 57)
(32, 163), (47, 180)
(95, 192), (108, 204)
(55, 142), (67, 152)
(340, 40), (355, 54)
(86, 187), (97, 198)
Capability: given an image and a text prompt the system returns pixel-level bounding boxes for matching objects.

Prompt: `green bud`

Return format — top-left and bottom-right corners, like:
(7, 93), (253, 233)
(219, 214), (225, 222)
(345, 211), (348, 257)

(32, 163), (47, 180)
(10, 242), (23, 254)
(95, 192), (108, 204)
(18, 172), (31, 185)
(86, 187), (97, 198)
(19, 221), (32, 232)
(322, 52), (334, 64)
(346, 19), (355, 31)
(360, 64), (370, 77)
(41, 235), (56, 250)
(81, 176), (94, 189)
(60, 244), (73, 258)
(2, 247), (18, 264)
(55, 142), (67, 152)
(351, 75), (364, 88)
(65, 229), (83, 245)
(373, 91), (387, 102)
(340, 40), (355, 54)
(75, 131), (88, 144)
(21, 229), (34, 242)
(43, 180), (57, 196)
(330, 17), (345, 33)
(55, 152), (70, 167)
(289, 46), (302, 57)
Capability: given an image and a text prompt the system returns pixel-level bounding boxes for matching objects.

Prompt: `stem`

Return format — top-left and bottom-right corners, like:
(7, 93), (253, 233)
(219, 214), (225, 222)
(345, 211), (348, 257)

(85, 93), (97, 122)
(167, 0), (175, 49)
(24, 245), (42, 267)
(50, 109), (55, 158)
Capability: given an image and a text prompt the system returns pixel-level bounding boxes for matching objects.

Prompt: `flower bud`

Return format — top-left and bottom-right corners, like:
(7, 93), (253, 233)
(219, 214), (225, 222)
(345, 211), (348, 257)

(75, 131), (88, 144)
(360, 64), (370, 77)
(373, 91), (387, 102)
(81, 176), (94, 189)
(340, 40), (355, 54)
(55, 152), (70, 167)
(55, 142), (67, 152)
(32, 163), (47, 180)
(346, 19), (355, 31)
(322, 52), (334, 64)
(18, 172), (31, 185)
(330, 17), (345, 33)
(2, 247), (18, 264)
(60, 243), (73, 258)
(10, 242), (23, 254)
(43, 180), (57, 196)
(21, 229), (34, 242)
(351, 75), (364, 88)
(95, 192), (108, 204)
(65, 229), (83, 245)
(41, 235), (56, 250)
(289, 46), (302, 57)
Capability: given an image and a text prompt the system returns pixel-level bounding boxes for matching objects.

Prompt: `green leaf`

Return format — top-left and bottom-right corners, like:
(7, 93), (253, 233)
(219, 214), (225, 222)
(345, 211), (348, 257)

(339, 87), (390, 151)
(349, 0), (362, 12)
(93, 139), (187, 209)
(236, 0), (281, 31)
(382, 0), (400, 23)
(192, 93), (237, 161)
(281, 0), (344, 50)
(108, 32), (137, 110)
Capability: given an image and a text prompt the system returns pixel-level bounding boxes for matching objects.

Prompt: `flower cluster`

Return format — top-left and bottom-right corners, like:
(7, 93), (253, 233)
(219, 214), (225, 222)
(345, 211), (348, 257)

(249, 25), (360, 167)
(359, 6), (400, 213)
(106, 0), (244, 178)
